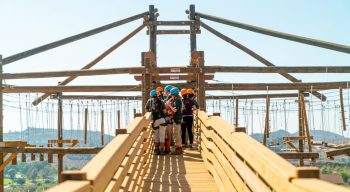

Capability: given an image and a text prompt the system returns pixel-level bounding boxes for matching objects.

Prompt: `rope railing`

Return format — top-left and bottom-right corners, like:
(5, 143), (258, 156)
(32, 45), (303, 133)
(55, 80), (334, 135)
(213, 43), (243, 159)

(194, 111), (349, 192)
(46, 112), (153, 192)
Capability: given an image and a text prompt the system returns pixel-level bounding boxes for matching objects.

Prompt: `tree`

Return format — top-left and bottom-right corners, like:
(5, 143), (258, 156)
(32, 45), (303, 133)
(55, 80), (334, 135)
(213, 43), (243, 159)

(16, 178), (25, 185)
(8, 169), (16, 180)
(340, 172), (349, 183)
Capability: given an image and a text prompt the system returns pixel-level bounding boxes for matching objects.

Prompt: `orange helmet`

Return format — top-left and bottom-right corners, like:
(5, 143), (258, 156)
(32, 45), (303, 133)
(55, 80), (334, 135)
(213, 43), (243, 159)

(187, 89), (194, 95)
(156, 87), (163, 92)
(181, 88), (187, 95)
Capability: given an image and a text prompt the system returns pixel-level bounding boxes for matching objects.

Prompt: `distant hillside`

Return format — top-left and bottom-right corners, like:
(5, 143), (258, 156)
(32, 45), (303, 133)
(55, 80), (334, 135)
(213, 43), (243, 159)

(4, 128), (114, 147)
(251, 129), (350, 144)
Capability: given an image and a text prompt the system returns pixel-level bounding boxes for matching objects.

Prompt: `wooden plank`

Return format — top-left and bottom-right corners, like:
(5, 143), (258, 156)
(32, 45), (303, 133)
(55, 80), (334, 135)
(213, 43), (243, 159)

(61, 170), (87, 182)
(197, 12), (350, 54)
(46, 180), (92, 192)
(0, 141), (27, 147)
(263, 96), (270, 145)
(0, 147), (101, 154)
(278, 152), (319, 159)
(326, 147), (350, 159)
(339, 87), (347, 130)
(292, 178), (349, 192)
(283, 136), (314, 141)
(81, 116), (147, 191)
(4, 85), (141, 93)
(147, 20), (196, 26)
(84, 108), (88, 144)
(134, 74), (214, 81)
(146, 29), (201, 35)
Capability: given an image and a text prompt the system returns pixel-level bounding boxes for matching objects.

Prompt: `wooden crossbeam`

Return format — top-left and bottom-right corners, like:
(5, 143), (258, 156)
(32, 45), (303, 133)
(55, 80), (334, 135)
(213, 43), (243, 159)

(278, 152), (319, 159)
(146, 30), (201, 35)
(0, 147), (102, 154)
(3, 81), (350, 93)
(0, 141), (27, 147)
(196, 12), (350, 54)
(48, 139), (79, 147)
(326, 147), (350, 160)
(285, 141), (299, 152)
(146, 21), (197, 26)
(134, 74), (214, 81)
(283, 136), (314, 141)
(2, 12), (148, 65)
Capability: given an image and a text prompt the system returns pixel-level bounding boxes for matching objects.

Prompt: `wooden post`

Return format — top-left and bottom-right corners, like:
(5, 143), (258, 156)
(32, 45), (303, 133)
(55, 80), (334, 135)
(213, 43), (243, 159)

(0, 55), (3, 192)
(301, 94), (312, 153)
(57, 93), (63, 183)
(141, 52), (152, 114)
(235, 97), (239, 127)
(263, 96), (270, 146)
(21, 153), (26, 163)
(298, 92), (304, 166)
(84, 108), (88, 144)
(339, 87), (346, 131)
(189, 4), (197, 52)
(149, 5), (157, 58)
(101, 110), (104, 145)
(133, 108), (136, 118)
(117, 110), (121, 129)
(197, 51), (206, 111)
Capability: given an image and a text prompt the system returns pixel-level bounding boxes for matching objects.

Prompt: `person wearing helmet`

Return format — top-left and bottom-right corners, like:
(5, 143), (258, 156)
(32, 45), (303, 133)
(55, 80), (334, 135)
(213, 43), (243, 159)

(145, 89), (167, 155)
(180, 88), (188, 99)
(156, 87), (164, 100)
(187, 88), (199, 109)
(166, 87), (183, 155)
(163, 85), (173, 154)
(181, 88), (197, 149)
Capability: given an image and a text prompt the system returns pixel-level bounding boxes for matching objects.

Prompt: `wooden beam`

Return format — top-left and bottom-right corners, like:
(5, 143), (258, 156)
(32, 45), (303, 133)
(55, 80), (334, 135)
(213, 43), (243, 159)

(339, 87), (347, 131)
(0, 55), (3, 192)
(3, 85), (141, 93)
(283, 136), (314, 141)
(0, 152), (18, 172)
(0, 141), (27, 147)
(147, 21), (197, 26)
(3, 12), (148, 65)
(0, 147), (102, 154)
(32, 24), (146, 106)
(101, 110), (104, 145)
(204, 66), (350, 73)
(301, 94), (312, 152)
(278, 152), (319, 159)
(263, 95), (270, 145)
(285, 141), (299, 152)
(326, 147), (350, 159)
(134, 74), (214, 81)
(200, 22), (326, 101)
(146, 29), (201, 35)
(197, 12), (350, 54)
(84, 108), (88, 144)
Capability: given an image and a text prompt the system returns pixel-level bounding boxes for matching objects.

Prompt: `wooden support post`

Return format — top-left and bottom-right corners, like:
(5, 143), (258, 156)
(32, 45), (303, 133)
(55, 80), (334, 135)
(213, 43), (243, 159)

(189, 4), (197, 52)
(149, 5), (157, 59)
(11, 155), (17, 165)
(197, 51), (206, 111)
(0, 153), (18, 173)
(21, 153), (26, 162)
(339, 87), (347, 131)
(298, 92), (304, 166)
(133, 108), (137, 118)
(40, 152), (44, 161)
(57, 93), (63, 183)
(84, 108), (88, 144)
(263, 96), (270, 146)
(101, 110), (104, 145)
(31, 153), (35, 161)
(301, 94), (312, 153)
(235, 97), (239, 127)
(117, 110), (121, 129)
(0, 55), (3, 192)
(141, 52), (153, 114)
(48, 153), (53, 163)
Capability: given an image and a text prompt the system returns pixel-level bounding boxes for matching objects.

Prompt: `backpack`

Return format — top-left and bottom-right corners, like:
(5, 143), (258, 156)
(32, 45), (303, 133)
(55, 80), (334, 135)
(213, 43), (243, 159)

(183, 98), (194, 115)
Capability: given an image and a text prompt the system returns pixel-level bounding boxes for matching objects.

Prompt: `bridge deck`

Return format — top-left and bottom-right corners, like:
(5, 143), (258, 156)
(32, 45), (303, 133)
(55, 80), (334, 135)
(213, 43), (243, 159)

(141, 148), (218, 192)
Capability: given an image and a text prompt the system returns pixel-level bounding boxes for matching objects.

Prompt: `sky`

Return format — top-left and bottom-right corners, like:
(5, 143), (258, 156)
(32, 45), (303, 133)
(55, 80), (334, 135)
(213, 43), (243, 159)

(1, 0), (350, 136)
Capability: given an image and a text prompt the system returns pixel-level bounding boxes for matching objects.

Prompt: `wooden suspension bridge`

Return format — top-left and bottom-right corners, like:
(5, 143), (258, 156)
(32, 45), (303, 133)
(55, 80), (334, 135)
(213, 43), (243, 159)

(1, 4), (350, 192)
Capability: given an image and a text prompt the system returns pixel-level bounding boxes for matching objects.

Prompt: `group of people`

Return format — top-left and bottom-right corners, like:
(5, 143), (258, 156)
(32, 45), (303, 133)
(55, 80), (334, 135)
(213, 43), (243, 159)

(145, 85), (198, 155)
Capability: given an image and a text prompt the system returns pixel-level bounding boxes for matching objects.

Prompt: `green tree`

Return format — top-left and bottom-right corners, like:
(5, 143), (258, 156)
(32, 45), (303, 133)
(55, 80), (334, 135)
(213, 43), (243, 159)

(340, 172), (349, 183)
(16, 178), (25, 185)
(8, 169), (16, 180)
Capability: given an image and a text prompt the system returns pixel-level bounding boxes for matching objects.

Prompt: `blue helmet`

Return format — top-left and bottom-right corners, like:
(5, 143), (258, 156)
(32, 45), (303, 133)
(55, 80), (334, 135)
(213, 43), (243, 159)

(164, 85), (172, 92)
(170, 87), (180, 95)
(150, 90), (157, 97)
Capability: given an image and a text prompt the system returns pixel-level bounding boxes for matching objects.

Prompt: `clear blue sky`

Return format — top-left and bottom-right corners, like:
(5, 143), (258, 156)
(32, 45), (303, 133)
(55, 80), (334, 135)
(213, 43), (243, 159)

(1, 1), (350, 134)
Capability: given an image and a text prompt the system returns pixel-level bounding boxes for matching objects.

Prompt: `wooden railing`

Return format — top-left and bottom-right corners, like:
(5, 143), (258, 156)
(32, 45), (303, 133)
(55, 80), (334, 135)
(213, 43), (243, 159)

(194, 111), (348, 192)
(47, 113), (153, 192)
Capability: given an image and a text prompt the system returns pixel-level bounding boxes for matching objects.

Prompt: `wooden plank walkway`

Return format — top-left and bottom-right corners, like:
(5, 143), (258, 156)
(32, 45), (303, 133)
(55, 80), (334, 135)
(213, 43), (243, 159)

(141, 148), (218, 192)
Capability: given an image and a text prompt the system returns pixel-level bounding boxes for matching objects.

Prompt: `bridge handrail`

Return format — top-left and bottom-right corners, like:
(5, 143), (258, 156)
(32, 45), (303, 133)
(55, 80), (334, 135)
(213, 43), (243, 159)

(195, 111), (348, 192)
(46, 112), (153, 192)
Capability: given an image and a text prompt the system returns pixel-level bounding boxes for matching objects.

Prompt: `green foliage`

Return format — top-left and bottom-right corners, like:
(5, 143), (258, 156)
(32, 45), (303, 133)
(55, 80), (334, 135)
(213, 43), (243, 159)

(340, 172), (349, 183)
